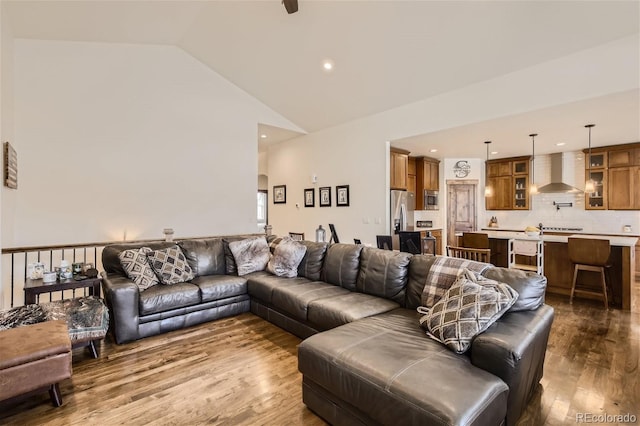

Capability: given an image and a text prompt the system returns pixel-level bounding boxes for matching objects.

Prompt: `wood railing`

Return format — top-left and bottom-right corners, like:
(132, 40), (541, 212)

(1, 233), (265, 309)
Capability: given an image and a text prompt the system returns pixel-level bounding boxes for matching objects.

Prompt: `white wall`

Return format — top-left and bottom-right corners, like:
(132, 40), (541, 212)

(267, 36), (639, 244)
(4, 39), (299, 247)
(0, 4), (15, 308)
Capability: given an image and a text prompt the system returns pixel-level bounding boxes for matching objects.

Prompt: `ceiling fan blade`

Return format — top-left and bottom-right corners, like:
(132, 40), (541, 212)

(283, 0), (298, 14)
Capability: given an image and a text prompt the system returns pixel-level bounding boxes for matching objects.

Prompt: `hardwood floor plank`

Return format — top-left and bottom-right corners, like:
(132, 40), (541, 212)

(1, 291), (639, 425)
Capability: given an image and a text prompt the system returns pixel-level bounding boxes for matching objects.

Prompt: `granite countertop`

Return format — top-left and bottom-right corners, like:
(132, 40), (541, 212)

(481, 227), (640, 238)
(474, 230), (638, 247)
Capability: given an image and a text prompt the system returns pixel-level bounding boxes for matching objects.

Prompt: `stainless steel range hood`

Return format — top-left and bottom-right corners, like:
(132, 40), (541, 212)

(537, 153), (582, 194)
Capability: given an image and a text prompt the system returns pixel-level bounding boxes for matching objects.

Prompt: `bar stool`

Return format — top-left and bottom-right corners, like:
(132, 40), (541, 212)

(568, 237), (612, 308)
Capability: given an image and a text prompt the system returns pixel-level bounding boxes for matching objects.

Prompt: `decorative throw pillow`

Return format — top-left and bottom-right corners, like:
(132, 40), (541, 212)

(229, 237), (270, 276)
(267, 237), (307, 278)
(118, 247), (160, 291)
(418, 269), (518, 354)
(146, 245), (194, 285)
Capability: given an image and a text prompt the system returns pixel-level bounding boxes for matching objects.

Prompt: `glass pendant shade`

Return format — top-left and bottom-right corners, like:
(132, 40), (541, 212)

(529, 133), (538, 194)
(584, 124), (595, 194)
(484, 141), (492, 197)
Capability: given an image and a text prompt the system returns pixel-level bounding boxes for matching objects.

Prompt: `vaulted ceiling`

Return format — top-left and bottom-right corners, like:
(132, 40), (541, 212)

(4, 1), (640, 156)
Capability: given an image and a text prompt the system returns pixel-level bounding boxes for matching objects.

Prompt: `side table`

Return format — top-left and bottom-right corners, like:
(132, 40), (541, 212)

(24, 277), (102, 305)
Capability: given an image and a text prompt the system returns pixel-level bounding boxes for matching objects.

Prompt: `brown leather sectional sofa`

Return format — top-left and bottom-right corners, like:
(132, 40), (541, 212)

(102, 236), (554, 426)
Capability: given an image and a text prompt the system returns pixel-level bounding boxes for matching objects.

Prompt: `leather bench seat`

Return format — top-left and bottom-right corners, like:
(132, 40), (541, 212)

(271, 282), (350, 321)
(298, 308), (509, 426)
(138, 282), (201, 315)
(191, 275), (247, 302)
(307, 292), (399, 331)
(246, 272), (311, 304)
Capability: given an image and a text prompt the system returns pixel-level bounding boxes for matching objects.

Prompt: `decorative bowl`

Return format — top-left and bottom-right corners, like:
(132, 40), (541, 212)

(525, 231), (540, 237)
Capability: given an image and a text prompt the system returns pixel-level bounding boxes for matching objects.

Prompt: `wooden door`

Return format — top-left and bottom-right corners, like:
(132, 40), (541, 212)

(447, 183), (477, 246)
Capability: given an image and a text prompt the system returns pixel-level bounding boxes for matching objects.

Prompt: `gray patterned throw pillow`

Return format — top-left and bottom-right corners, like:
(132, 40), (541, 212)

(229, 237), (270, 276)
(146, 245), (194, 285)
(267, 237), (307, 278)
(118, 247), (160, 291)
(418, 269), (518, 354)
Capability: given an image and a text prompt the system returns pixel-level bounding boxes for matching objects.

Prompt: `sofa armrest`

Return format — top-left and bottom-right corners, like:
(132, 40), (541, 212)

(470, 304), (554, 426)
(101, 272), (140, 344)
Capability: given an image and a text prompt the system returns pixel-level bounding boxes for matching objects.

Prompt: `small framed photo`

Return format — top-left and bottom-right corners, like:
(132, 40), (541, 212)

(336, 185), (350, 207)
(273, 185), (286, 204)
(319, 186), (331, 207)
(304, 188), (315, 207)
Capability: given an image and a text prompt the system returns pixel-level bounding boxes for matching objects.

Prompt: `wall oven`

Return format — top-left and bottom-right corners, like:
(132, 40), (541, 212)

(424, 190), (439, 210)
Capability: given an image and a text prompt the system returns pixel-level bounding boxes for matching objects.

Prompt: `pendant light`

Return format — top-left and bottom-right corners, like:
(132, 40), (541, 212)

(584, 124), (596, 193)
(529, 133), (538, 194)
(484, 141), (493, 197)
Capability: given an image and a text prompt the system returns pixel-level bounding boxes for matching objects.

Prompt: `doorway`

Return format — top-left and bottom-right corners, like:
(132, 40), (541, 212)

(446, 180), (478, 246)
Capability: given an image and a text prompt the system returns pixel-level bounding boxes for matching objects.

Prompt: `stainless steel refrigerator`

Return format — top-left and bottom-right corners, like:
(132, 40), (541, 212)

(390, 190), (415, 249)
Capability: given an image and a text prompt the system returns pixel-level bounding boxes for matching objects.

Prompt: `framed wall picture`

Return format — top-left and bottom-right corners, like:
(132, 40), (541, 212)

(273, 185), (286, 204)
(4, 142), (17, 189)
(319, 186), (331, 207)
(304, 188), (315, 207)
(336, 185), (350, 207)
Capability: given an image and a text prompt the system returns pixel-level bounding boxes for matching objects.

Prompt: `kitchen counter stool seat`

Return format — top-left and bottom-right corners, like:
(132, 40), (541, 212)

(568, 237), (613, 309)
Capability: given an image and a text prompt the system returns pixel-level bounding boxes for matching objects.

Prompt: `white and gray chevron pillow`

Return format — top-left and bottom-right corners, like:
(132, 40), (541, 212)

(118, 247), (159, 291)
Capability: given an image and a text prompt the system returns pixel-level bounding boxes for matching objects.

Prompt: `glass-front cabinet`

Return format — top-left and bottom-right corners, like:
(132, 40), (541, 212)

(513, 175), (529, 209)
(585, 151), (607, 210)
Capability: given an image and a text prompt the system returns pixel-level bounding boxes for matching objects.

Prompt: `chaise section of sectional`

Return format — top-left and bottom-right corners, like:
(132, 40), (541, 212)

(298, 308), (509, 425)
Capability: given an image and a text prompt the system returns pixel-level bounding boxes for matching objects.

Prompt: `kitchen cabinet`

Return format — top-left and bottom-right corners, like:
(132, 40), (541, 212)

(585, 152), (607, 210)
(415, 156), (440, 209)
(485, 156), (530, 210)
(608, 166), (640, 210)
(583, 143), (640, 210)
(390, 148), (409, 190)
(407, 157), (417, 195)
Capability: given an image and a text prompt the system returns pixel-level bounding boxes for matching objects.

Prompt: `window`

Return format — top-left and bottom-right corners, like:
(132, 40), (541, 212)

(257, 190), (267, 230)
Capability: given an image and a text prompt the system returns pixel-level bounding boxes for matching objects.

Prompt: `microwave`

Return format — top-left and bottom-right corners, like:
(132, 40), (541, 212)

(424, 190), (439, 210)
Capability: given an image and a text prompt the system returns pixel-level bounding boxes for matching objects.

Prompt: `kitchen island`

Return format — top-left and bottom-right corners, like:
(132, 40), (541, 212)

(472, 230), (638, 311)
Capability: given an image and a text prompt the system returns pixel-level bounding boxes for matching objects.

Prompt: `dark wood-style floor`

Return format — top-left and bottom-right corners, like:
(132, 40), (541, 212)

(1, 293), (638, 425)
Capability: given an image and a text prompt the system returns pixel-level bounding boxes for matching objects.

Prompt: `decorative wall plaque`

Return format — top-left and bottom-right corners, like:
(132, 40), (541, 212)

(453, 160), (470, 178)
(4, 141), (17, 189)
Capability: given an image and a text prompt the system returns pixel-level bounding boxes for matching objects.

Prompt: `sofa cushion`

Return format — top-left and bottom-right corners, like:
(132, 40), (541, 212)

(320, 243), (363, 291)
(246, 273), (312, 304)
(405, 254), (438, 310)
(422, 256), (491, 308)
(178, 239), (226, 276)
(229, 237), (270, 276)
(482, 267), (546, 312)
(138, 282), (201, 316)
(223, 236), (247, 275)
(356, 247), (411, 305)
(190, 275), (247, 303)
(267, 237), (307, 278)
(271, 282), (350, 321)
(102, 242), (176, 276)
(146, 245), (195, 285)
(418, 269), (519, 354)
(118, 247), (159, 291)
(307, 292), (399, 330)
(297, 241), (328, 281)
(298, 308), (508, 426)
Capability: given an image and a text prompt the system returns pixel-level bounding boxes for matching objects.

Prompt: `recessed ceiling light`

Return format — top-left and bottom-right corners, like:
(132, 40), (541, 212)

(429, 149), (438, 153)
(491, 151), (498, 155)
(555, 142), (566, 146)
(260, 134), (267, 139)
(322, 59), (334, 71)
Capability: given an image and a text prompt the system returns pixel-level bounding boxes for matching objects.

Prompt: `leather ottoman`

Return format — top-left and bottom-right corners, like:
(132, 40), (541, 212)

(0, 320), (72, 406)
